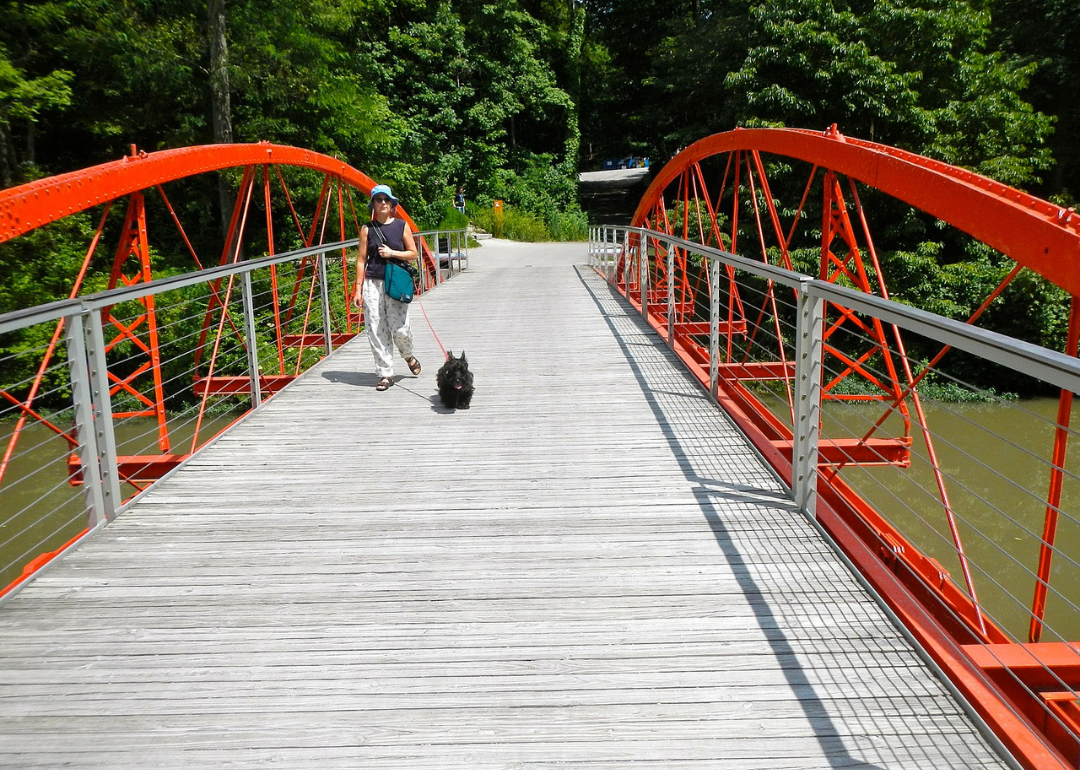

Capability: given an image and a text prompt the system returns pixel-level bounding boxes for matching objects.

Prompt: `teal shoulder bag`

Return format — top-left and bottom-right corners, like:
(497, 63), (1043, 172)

(383, 260), (416, 303)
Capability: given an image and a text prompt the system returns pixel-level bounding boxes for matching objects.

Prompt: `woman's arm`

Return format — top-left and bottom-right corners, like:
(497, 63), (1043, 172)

(352, 226), (368, 308)
(401, 224), (419, 262)
(400, 224), (418, 262)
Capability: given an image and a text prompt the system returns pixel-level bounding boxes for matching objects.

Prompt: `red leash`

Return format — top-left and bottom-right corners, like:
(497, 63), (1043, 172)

(415, 296), (449, 362)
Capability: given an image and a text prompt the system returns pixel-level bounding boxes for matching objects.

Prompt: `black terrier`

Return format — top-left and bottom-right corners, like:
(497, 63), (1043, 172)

(436, 351), (474, 409)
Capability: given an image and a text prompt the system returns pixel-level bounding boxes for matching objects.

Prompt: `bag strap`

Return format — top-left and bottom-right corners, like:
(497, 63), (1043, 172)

(367, 221), (385, 248)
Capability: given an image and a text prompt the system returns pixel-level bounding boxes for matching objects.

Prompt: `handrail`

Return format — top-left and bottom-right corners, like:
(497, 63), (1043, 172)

(0, 231), (467, 331)
(600, 226), (1080, 394)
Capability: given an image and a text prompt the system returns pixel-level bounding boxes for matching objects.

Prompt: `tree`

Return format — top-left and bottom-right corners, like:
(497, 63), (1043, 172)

(579, 0), (703, 163)
(719, 0), (1053, 184)
(993, 0), (1080, 200)
(370, 1), (583, 226)
(863, 0), (1053, 185)
(0, 3), (74, 186)
(0, 50), (72, 186)
(208, 0), (233, 232)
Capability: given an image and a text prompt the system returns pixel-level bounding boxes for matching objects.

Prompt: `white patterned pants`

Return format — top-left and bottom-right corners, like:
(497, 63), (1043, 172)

(363, 277), (415, 378)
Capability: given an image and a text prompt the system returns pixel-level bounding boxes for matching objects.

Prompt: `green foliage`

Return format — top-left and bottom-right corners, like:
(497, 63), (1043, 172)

(492, 153), (576, 221)
(366, 1), (583, 230)
(0, 0), (1075, 401)
(467, 198), (585, 242)
(0, 215), (98, 314)
(884, 238), (1069, 351)
(470, 204), (546, 241)
(547, 208), (589, 241)
(586, 0), (1056, 193)
(992, 0), (1080, 199)
(915, 381), (1017, 403)
(0, 38), (73, 184)
(228, 0), (397, 158)
(725, 0), (925, 140)
(436, 205), (470, 231)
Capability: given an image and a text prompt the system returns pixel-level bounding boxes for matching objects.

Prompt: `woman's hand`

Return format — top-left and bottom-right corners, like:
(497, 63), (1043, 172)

(378, 244), (394, 259)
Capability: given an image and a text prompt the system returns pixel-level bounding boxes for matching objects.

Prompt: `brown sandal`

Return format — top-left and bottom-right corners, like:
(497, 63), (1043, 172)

(406, 357), (422, 375)
(375, 377), (392, 391)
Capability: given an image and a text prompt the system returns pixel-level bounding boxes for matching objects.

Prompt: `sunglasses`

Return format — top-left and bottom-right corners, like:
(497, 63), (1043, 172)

(373, 196), (392, 204)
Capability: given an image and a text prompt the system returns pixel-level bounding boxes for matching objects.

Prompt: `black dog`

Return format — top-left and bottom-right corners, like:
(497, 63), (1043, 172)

(436, 350), (474, 409)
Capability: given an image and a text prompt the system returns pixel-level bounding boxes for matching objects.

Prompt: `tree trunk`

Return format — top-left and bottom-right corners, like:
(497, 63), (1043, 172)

(208, 0), (234, 237)
(0, 122), (15, 188)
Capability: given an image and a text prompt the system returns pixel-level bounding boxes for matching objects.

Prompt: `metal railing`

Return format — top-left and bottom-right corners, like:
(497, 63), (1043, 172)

(427, 228), (470, 278)
(590, 224), (1080, 770)
(0, 230), (466, 598)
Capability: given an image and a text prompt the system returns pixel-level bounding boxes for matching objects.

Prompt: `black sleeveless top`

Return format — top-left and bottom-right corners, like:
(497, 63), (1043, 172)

(364, 218), (407, 280)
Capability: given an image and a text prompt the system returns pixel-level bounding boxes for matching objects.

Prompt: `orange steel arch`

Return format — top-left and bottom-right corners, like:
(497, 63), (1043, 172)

(633, 125), (1080, 296)
(0, 142), (420, 240)
(621, 126), (1080, 770)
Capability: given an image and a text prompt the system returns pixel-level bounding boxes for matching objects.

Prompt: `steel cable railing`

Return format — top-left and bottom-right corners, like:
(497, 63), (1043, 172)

(591, 224), (1080, 770)
(0, 230), (466, 597)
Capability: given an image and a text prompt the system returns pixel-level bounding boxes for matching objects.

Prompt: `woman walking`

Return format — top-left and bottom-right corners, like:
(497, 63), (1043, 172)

(351, 184), (422, 391)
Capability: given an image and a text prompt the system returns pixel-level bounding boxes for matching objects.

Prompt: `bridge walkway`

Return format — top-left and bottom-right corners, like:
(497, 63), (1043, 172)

(0, 240), (1010, 768)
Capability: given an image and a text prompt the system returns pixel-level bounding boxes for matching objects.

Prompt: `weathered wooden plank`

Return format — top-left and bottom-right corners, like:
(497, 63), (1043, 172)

(0, 737), (1010, 770)
(0, 635), (918, 664)
(0, 708), (992, 746)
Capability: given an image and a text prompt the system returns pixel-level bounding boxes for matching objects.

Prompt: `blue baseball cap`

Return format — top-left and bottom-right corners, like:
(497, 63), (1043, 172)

(368, 184), (400, 209)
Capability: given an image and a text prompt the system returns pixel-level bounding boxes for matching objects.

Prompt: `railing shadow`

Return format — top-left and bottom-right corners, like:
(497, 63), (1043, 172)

(576, 262), (938, 770)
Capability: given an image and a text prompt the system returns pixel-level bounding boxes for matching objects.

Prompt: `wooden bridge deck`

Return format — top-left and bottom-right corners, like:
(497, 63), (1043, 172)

(0, 240), (1010, 768)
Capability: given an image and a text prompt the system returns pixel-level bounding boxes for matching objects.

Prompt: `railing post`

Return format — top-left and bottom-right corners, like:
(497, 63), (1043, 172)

(83, 306), (121, 522)
(666, 240), (676, 347)
(65, 311), (107, 530)
(415, 237), (424, 292)
(434, 230), (442, 283)
(793, 280), (824, 516)
(709, 255), (720, 401)
(445, 230), (451, 279)
(441, 231), (447, 281)
(611, 229), (619, 284)
(241, 270), (263, 408)
(418, 237), (427, 291)
(316, 249), (333, 357)
(609, 228), (616, 283)
(639, 231), (648, 321)
(604, 228), (611, 281)
(602, 227), (609, 280)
